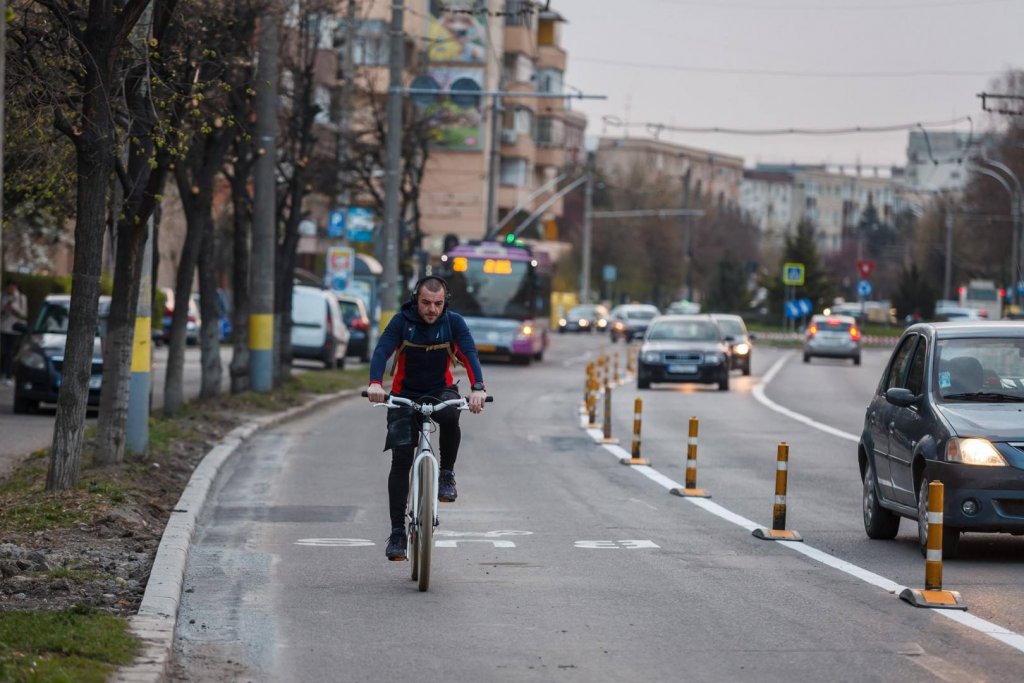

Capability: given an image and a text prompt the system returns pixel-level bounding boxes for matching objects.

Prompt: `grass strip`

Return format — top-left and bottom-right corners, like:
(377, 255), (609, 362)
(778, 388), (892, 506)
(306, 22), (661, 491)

(0, 606), (137, 683)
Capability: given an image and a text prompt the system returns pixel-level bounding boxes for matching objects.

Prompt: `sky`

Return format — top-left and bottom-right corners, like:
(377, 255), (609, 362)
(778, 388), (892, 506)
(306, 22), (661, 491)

(552, 0), (1024, 169)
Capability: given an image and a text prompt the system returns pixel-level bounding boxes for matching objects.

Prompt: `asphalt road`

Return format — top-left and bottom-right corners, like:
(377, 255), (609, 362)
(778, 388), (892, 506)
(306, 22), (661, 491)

(171, 334), (1024, 682)
(0, 345), (234, 478)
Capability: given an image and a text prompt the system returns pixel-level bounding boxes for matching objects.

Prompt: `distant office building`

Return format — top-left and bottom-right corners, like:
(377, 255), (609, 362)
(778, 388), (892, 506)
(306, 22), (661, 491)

(741, 163), (904, 254)
(595, 137), (744, 208)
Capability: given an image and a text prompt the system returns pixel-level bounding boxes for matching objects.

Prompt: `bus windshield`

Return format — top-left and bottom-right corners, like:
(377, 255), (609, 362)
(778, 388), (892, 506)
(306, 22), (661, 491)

(446, 257), (533, 319)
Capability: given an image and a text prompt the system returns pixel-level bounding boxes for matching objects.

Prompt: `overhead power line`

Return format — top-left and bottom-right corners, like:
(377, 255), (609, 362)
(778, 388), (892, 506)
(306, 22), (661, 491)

(602, 115), (973, 137)
(635, 0), (1017, 11)
(573, 56), (999, 79)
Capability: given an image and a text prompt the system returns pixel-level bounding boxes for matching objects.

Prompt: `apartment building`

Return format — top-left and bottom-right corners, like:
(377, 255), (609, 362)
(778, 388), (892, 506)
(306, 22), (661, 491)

(594, 137), (744, 208)
(740, 163), (904, 255)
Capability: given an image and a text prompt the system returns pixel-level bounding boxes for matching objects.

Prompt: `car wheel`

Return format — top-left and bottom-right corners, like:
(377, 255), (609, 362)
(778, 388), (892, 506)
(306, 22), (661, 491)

(336, 354), (345, 370)
(717, 371), (729, 391)
(637, 375), (650, 390)
(742, 360), (751, 376)
(862, 460), (900, 539)
(917, 476), (961, 559)
(13, 393), (37, 415)
(803, 353), (811, 363)
(533, 349), (544, 362)
(322, 342), (335, 369)
(853, 354), (862, 366)
(558, 328), (565, 334)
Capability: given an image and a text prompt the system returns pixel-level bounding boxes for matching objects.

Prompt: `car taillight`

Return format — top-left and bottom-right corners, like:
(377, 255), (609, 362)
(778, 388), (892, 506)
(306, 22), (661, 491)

(807, 324), (818, 337)
(849, 326), (861, 341)
(351, 318), (368, 331)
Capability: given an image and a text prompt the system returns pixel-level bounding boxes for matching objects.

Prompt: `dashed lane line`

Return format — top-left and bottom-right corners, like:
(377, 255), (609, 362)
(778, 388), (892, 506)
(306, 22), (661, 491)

(577, 356), (1024, 655)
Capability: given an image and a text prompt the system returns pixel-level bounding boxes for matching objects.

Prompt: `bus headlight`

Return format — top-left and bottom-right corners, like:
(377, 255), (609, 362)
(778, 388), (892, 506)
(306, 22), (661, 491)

(516, 323), (534, 340)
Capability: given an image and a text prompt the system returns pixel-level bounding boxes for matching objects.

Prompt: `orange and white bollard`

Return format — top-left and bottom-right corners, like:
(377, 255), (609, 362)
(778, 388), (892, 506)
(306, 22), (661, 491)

(671, 417), (710, 498)
(753, 443), (802, 541)
(586, 376), (598, 429)
(619, 397), (650, 465)
(601, 380), (619, 444)
(899, 481), (965, 609)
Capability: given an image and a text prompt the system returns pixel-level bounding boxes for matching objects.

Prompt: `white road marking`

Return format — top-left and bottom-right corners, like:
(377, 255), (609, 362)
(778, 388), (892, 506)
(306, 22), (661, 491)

(294, 538), (375, 547)
(435, 530), (533, 537)
(435, 539), (516, 548)
(575, 540), (660, 549)
(579, 365), (1024, 655)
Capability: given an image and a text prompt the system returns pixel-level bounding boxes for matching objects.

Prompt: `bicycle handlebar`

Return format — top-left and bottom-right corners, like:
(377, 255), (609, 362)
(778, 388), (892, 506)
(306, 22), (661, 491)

(360, 390), (493, 415)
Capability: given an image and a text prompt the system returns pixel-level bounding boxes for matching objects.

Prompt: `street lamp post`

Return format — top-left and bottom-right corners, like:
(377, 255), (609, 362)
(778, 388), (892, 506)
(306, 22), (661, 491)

(973, 163), (1021, 309)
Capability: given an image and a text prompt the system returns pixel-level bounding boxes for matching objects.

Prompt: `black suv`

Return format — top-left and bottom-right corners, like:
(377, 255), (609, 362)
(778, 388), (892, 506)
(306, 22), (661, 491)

(636, 315), (731, 391)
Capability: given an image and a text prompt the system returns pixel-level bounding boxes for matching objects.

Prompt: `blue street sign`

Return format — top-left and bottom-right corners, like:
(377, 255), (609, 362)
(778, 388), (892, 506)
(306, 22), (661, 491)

(797, 298), (812, 316)
(784, 300), (801, 319)
(346, 207), (375, 242)
(857, 280), (872, 298)
(782, 262), (805, 286)
(327, 209), (346, 238)
(603, 264), (617, 282)
(1017, 280), (1024, 296)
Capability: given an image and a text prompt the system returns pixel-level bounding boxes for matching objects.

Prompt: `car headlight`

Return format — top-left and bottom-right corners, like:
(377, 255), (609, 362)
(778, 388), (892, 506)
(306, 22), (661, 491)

(559, 318), (566, 326)
(734, 342), (750, 356)
(705, 352), (724, 364)
(946, 437), (1007, 466)
(641, 351), (660, 363)
(613, 322), (625, 331)
(17, 350), (47, 371)
(597, 319), (607, 328)
(579, 319), (589, 327)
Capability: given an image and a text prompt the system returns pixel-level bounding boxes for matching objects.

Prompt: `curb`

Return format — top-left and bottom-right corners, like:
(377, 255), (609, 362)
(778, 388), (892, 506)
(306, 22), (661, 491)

(111, 388), (361, 683)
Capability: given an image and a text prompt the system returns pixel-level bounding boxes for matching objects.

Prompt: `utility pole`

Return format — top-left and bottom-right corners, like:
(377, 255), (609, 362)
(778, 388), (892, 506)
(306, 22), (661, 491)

(681, 170), (692, 301)
(380, 0), (405, 324)
(337, 0), (356, 209)
(0, 0), (7, 272)
(581, 151), (594, 304)
(126, 218), (152, 454)
(251, 12), (279, 392)
(942, 201), (953, 302)
(485, 89), (504, 237)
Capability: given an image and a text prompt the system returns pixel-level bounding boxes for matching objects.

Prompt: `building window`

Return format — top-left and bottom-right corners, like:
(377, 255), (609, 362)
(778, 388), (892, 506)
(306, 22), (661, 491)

(538, 17), (560, 46)
(536, 68), (563, 95)
(500, 158), (530, 186)
(352, 19), (388, 66)
(535, 116), (564, 147)
(505, 0), (532, 26)
(503, 53), (535, 84)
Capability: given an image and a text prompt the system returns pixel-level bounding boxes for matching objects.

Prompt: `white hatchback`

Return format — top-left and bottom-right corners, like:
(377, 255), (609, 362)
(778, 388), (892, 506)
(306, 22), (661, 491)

(291, 285), (350, 368)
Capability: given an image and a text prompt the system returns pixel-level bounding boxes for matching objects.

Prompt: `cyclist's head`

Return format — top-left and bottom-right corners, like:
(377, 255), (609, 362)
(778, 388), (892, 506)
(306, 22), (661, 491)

(412, 276), (449, 324)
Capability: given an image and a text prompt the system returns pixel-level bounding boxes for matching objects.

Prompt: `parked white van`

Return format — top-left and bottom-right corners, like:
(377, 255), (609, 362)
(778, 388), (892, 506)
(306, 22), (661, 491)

(291, 285), (350, 368)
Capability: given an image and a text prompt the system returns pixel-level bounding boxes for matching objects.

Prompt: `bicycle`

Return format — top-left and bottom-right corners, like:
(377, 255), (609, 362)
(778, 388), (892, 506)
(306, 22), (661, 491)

(363, 391), (493, 591)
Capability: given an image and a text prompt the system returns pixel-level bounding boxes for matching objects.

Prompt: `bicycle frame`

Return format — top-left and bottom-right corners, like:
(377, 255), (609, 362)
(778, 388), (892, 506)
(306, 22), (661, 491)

(408, 417), (439, 530)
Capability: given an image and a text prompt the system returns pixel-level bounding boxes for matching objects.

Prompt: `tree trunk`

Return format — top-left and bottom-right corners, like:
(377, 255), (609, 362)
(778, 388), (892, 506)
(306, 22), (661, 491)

(229, 176), (251, 394)
(94, 219), (146, 464)
(197, 225), (222, 398)
(163, 188), (207, 416)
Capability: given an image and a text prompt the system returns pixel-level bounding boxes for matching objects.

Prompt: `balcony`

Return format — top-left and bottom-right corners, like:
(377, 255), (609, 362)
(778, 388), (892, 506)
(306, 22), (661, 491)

(536, 45), (566, 71)
(504, 25), (536, 58)
(535, 145), (565, 169)
(500, 130), (536, 160)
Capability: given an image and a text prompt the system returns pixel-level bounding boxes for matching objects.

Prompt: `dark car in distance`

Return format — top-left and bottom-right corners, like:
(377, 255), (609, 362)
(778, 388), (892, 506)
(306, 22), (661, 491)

(558, 304), (609, 334)
(636, 315), (731, 391)
(711, 313), (753, 376)
(13, 295), (109, 414)
(608, 304), (660, 343)
(859, 322), (1024, 557)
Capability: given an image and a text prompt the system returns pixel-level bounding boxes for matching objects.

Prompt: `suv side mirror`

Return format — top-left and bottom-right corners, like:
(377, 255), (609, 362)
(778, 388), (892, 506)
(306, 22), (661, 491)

(885, 387), (919, 408)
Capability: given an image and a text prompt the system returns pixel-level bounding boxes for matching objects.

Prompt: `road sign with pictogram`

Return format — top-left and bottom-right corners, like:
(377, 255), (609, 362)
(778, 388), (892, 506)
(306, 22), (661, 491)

(856, 259), (875, 279)
(782, 262), (805, 286)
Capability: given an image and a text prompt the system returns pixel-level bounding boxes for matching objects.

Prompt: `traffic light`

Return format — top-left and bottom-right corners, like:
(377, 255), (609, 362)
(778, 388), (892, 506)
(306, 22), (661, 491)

(505, 233), (516, 244)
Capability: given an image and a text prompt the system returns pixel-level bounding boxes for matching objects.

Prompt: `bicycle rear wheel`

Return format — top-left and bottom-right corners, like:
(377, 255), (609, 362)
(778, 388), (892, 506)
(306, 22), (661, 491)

(416, 456), (436, 592)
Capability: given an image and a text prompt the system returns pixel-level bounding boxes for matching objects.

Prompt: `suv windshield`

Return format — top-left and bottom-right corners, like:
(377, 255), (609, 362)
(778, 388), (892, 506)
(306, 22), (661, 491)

(716, 319), (745, 336)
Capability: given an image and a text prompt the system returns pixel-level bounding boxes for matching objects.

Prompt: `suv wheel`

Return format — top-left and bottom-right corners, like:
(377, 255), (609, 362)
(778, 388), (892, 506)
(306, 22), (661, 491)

(917, 476), (961, 558)
(717, 370), (729, 391)
(862, 460), (899, 539)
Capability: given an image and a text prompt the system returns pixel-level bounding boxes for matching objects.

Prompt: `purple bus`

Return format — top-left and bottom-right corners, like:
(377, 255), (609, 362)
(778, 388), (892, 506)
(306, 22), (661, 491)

(439, 240), (550, 364)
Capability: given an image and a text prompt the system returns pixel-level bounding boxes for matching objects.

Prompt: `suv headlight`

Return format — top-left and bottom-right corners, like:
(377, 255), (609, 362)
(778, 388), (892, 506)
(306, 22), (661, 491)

(17, 350), (46, 371)
(705, 352), (724, 364)
(946, 437), (1007, 466)
(734, 342), (750, 356)
(641, 351), (660, 363)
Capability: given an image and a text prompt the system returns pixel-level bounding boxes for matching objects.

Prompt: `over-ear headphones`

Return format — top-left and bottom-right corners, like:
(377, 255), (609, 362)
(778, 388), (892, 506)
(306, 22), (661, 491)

(410, 275), (451, 306)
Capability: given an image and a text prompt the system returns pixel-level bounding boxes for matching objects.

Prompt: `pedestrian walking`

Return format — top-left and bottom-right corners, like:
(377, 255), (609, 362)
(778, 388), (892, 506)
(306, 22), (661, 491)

(1, 279), (28, 385)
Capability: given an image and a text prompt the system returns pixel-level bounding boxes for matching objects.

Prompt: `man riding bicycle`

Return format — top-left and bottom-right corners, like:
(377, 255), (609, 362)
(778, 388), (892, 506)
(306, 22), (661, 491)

(366, 275), (487, 561)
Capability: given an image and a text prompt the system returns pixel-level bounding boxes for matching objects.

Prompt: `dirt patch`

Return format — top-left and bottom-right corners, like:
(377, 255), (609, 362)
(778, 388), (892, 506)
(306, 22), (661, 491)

(0, 406), (248, 616)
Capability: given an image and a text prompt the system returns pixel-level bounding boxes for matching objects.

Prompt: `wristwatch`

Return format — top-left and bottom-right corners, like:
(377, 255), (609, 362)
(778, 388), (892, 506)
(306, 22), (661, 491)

(471, 382), (486, 392)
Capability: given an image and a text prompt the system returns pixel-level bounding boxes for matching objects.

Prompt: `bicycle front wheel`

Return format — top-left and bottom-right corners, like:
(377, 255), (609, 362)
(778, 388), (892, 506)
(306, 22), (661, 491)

(416, 456), (435, 592)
